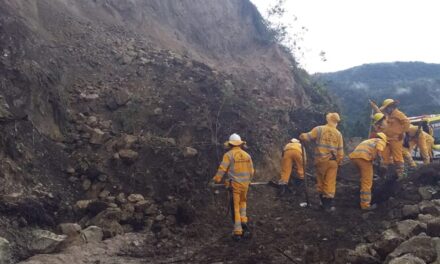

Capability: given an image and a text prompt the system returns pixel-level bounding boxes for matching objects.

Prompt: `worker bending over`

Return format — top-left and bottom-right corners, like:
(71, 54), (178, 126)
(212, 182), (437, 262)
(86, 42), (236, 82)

(277, 138), (305, 196)
(403, 125), (432, 168)
(300, 113), (344, 212)
(349, 133), (388, 210)
(212, 133), (254, 241)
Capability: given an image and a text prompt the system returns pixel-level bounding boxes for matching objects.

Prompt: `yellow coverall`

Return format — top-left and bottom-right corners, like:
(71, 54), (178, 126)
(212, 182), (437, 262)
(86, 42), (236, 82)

(300, 124), (344, 198)
(213, 147), (254, 235)
(426, 133), (435, 160)
(349, 138), (386, 209)
(382, 109), (410, 177)
(403, 127), (430, 166)
(279, 142), (304, 184)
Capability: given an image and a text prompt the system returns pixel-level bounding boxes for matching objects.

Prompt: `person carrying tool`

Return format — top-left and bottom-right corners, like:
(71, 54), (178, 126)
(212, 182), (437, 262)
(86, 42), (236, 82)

(277, 138), (305, 196)
(299, 112), (344, 212)
(370, 99), (410, 179)
(402, 125), (431, 168)
(211, 133), (254, 241)
(349, 133), (388, 210)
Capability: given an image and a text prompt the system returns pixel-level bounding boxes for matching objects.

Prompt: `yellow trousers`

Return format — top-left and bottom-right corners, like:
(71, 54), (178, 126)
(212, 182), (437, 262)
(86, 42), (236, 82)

(383, 139), (404, 176)
(352, 158), (373, 209)
(315, 160), (338, 198)
(403, 148), (417, 167)
(231, 182), (248, 235)
(279, 149), (304, 184)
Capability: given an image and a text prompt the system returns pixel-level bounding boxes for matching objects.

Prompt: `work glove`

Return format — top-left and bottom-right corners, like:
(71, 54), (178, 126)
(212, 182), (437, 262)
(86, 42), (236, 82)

(208, 180), (216, 188)
(213, 175), (222, 184)
(299, 133), (307, 142)
(224, 180), (231, 189)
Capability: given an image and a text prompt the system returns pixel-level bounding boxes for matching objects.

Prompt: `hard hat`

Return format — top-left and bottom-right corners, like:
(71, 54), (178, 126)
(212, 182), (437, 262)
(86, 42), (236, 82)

(376, 132), (388, 143)
(372, 113), (385, 124)
(326, 112), (341, 123)
(380, 99), (396, 110)
(290, 138), (300, 143)
(228, 133), (244, 146)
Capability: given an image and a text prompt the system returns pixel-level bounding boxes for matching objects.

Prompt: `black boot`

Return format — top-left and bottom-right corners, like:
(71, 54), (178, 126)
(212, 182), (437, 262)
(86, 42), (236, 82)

(232, 234), (241, 242)
(323, 198), (336, 212)
(293, 178), (304, 187)
(278, 185), (288, 197)
(242, 223), (251, 239)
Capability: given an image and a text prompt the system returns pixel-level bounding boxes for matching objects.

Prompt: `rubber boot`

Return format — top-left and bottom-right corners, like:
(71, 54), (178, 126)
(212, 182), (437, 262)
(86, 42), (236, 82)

(293, 178), (304, 187)
(362, 203), (377, 211)
(232, 234), (242, 242)
(278, 185), (289, 197)
(242, 223), (251, 239)
(327, 198), (336, 212)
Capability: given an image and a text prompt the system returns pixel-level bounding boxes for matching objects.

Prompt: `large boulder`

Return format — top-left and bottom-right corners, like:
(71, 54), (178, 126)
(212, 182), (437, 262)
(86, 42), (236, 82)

(402, 205), (420, 219)
(29, 230), (67, 254)
(388, 254), (426, 264)
(373, 229), (405, 259)
(118, 149), (139, 164)
(393, 220), (425, 239)
(427, 217), (440, 237)
(386, 235), (437, 263)
(80, 226), (103, 243)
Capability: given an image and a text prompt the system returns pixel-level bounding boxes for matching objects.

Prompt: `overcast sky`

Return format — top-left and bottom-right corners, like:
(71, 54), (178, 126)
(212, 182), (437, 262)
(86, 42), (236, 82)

(250, 0), (440, 73)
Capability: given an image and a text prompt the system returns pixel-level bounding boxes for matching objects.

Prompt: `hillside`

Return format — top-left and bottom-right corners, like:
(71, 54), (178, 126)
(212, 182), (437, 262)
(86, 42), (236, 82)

(0, 0), (337, 262)
(315, 62), (440, 136)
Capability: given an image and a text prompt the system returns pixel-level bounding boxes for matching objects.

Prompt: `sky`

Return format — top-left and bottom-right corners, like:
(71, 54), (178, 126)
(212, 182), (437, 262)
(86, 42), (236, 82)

(250, 0), (440, 73)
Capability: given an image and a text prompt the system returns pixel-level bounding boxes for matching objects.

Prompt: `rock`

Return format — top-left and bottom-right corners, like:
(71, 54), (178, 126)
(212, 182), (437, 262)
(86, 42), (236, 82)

(86, 116), (98, 126)
(120, 203), (135, 222)
(75, 200), (93, 210)
(0, 237), (11, 264)
(145, 204), (158, 215)
(80, 92), (99, 100)
(127, 194), (144, 203)
(394, 220), (425, 239)
(373, 229), (405, 258)
(386, 235), (437, 263)
(99, 190), (110, 199)
(98, 174), (108, 182)
(82, 179), (92, 191)
(427, 218), (440, 237)
(87, 208), (124, 238)
(118, 149), (139, 164)
(418, 200), (439, 215)
(58, 223), (81, 236)
(80, 226), (103, 243)
(155, 214), (165, 221)
(417, 214), (436, 224)
(66, 166), (75, 174)
(183, 147), (198, 158)
(118, 134), (138, 149)
(29, 229), (67, 254)
(89, 128), (108, 145)
(153, 108), (163, 115)
(418, 187), (433, 200)
(116, 193), (127, 204)
(115, 90), (131, 106)
(388, 254), (426, 264)
(134, 200), (150, 213)
(402, 204), (420, 219)
(163, 201), (178, 215)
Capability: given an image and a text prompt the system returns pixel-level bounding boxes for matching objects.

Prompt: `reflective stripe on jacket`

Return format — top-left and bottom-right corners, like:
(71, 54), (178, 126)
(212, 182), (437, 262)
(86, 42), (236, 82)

(349, 138), (386, 161)
(215, 147), (254, 185)
(305, 125), (344, 163)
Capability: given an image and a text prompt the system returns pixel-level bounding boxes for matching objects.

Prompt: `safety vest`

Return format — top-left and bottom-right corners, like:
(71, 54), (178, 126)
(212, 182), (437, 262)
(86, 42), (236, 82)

(349, 138), (386, 161)
(383, 109), (410, 140)
(283, 142), (302, 152)
(215, 147), (254, 185)
(306, 125), (344, 163)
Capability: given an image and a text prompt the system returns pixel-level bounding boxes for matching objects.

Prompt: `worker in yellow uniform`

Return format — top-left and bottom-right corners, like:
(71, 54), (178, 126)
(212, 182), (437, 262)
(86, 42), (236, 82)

(402, 125), (431, 168)
(370, 113), (387, 137)
(426, 132), (435, 161)
(370, 99), (410, 179)
(349, 133), (388, 210)
(300, 113), (344, 212)
(212, 133), (254, 241)
(277, 138), (304, 196)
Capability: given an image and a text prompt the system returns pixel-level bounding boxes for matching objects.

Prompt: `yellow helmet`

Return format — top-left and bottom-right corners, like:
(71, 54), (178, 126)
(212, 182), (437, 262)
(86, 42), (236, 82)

(372, 113), (385, 124)
(381, 99), (396, 110)
(376, 132), (388, 143)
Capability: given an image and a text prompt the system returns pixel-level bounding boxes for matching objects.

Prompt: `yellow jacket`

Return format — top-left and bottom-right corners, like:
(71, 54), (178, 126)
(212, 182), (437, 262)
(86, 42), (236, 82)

(213, 147), (254, 186)
(283, 142), (302, 152)
(383, 109), (410, 140)
(301, 124), (344, 164)
(349, 138), (386, 161)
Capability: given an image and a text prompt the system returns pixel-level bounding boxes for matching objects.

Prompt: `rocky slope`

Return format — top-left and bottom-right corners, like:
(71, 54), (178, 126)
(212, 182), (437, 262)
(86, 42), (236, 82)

(0, 0), (335, 262)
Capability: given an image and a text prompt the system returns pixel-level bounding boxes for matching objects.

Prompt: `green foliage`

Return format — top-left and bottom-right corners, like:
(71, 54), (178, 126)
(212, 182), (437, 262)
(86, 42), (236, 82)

(315, 62), (440, 137)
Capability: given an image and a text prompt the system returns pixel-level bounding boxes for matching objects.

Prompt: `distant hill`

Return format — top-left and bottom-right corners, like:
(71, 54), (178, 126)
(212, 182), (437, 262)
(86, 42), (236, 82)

(315, 62), (440, 137)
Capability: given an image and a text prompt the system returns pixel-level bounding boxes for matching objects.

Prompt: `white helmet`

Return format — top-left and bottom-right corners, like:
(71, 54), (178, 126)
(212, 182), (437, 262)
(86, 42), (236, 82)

(290, 138), (300, 143)
(228, 133), (244, 146)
